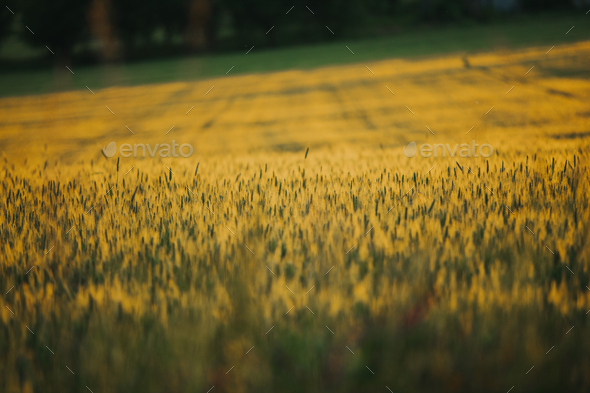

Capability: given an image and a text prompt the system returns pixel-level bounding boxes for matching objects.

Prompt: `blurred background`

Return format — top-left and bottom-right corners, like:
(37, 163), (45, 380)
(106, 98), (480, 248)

(1, 0), (590, 97)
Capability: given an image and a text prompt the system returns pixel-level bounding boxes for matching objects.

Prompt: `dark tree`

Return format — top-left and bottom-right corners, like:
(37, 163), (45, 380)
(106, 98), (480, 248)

(217, 0), (368, 50)
(0, 1), (17, 46)
(19, 0), (92, 60)
(185, 0), (222, 51)
(109, 0), (160, 53)
(518, 0), (574, 12)
(109, 0), (191, 56)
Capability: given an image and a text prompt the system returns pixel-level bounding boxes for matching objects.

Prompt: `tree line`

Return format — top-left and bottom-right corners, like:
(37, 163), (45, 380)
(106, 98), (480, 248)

(0, 0), (580, 62)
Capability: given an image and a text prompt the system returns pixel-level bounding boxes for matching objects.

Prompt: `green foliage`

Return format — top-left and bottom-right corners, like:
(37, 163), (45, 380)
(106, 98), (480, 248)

(18, 0), (92, 57)
(518, 0), (576, 12)
(110, 0), (189, 52)
(1, 0), (586, 64)
(217, 0), (386, 50)
(0, 0), (16, 46)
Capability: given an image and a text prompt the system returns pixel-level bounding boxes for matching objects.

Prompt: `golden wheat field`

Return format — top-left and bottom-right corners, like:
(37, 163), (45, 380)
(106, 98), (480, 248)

(1, 40), (590, 393)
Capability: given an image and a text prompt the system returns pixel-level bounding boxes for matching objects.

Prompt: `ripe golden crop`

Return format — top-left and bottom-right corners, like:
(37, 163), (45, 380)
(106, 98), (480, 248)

(1, 41), (590, 392)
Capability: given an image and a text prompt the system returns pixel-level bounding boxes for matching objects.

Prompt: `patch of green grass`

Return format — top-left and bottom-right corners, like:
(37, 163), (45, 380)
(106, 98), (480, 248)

(0, 12), (589, 97)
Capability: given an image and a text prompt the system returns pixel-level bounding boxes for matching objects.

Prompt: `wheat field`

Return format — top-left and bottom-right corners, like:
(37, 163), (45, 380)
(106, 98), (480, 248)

(1, 40), (590, 393)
